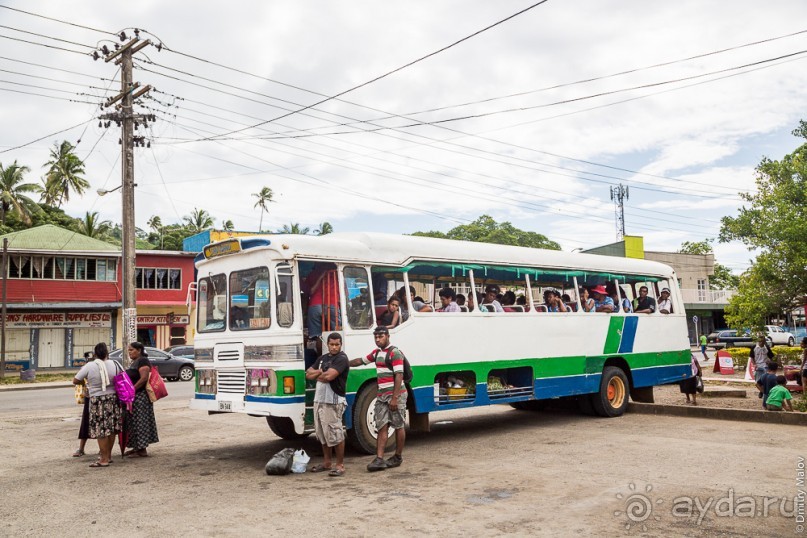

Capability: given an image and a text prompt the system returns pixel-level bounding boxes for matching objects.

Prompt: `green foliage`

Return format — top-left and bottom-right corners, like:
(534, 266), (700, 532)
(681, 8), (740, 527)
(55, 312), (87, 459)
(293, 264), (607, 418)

(678, 239), (713, 256)
(41, 141), (89, 206)
(183, 208), (214, 233)
(724, 345), (801, 371)
(315, 221), (333, 235)
(720, 122), (807, 329)
(0, 161), (40, 226)
(677, 238), (738, 290)
(278, 222), (310, 235)
(77, 211), (112, 239)
(412, 215), (560, 250)
(252, 186), (273, 232)
(222, 219), (235, 232)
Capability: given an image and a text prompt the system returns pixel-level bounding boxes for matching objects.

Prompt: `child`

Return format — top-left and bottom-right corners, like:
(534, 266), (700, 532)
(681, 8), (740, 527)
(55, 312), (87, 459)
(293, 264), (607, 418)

(756, 362), (779, 410)
(377, 296), (401, 328)
(765, 375), (793, 411)
(679, 355), (702, 405)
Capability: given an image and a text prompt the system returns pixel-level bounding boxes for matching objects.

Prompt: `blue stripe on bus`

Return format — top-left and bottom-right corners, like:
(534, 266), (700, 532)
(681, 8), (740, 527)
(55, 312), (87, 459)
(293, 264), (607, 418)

(245, 395), (305, 404)
(618, 316), (639, 354)
(630, 363), (691, 387)
(194, 393), (215, 400)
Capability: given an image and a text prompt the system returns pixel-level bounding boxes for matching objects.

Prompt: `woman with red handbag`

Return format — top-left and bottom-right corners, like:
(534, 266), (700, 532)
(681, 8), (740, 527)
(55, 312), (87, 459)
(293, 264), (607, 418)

(123, 342), (159, 458)
(72, 343), (122, 467)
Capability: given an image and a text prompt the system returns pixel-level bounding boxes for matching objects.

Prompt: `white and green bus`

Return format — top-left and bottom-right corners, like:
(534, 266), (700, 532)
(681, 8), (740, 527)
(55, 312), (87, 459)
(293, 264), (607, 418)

(189, 233), (691, 453)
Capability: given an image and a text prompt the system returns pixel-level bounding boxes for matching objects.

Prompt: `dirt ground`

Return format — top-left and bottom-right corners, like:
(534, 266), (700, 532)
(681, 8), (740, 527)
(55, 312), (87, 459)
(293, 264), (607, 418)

(0, 388), (804, 537)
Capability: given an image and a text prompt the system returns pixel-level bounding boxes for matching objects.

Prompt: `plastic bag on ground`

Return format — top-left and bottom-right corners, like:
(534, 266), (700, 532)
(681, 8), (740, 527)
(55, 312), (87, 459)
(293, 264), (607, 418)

(291, 449), (310, 474)
(265, 448), (295, 475)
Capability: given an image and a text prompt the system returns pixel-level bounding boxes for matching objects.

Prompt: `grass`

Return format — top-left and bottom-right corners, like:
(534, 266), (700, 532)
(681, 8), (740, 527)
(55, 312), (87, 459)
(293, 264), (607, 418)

(0, 373), (75, 385)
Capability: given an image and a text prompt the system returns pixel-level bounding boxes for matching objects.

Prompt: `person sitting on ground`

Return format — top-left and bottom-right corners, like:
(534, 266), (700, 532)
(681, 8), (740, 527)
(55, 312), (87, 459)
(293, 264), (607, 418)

(482, 284), (504, 312)
(633, 286), (656, 314)
(657, 288), (673, 314)
(765, 375), (793, 411)
(501, 291), (517, 307)
(378, 296), (402, 328)
(437, 287), (461, 312)
(589, 285), (615, 313)
(545, 288), (568, 313)
(456, 293), (466, 307)
(579, 287), (595, 312)
(757, 362), (780, 410)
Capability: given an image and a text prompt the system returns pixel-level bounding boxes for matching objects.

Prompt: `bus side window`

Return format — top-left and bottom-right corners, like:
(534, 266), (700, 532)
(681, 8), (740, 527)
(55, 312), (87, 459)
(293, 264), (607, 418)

(343, 266), (372, 329)
(276, 263), (295, 328)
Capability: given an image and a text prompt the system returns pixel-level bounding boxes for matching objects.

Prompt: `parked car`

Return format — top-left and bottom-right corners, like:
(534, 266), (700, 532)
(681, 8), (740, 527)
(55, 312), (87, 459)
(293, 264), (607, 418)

(109, 346), (195, 382)
(765, 325), (796, 347)
(164, 345), (194, 359)
(706, 329), (770, 349)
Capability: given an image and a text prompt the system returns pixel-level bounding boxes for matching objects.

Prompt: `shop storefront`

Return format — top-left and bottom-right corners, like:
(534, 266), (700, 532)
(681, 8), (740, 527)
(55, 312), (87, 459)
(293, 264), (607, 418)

(135, 312), (190, 348)
(2, 310), (116, 370)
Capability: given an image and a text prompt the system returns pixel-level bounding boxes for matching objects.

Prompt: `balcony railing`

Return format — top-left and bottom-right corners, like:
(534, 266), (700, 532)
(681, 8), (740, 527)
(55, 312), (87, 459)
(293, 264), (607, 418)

(680, 288), (736, 305)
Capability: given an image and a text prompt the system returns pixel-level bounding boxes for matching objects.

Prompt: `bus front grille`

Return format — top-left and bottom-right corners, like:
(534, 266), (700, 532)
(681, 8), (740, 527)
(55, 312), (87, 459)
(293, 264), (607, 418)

(217, 370), (246, 394)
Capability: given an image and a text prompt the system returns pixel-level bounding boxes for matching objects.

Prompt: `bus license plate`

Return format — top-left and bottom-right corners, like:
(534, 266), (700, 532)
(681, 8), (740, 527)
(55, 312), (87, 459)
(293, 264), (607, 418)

(218, 401), (232, 411)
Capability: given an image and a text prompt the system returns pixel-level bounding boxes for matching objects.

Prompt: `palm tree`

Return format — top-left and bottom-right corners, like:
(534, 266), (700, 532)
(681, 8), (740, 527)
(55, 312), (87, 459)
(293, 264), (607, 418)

(0, 161), (39, 226)
(183, 207), (214, 233)
(148, 215), (163, 248)
(222, 219), (235, 231)
(42, 141), (89, 207)
(252, 186), (273, 231)
(278, 222), (310, 235)
(78, 211), (112, 238)
(314, 221), (333, 236)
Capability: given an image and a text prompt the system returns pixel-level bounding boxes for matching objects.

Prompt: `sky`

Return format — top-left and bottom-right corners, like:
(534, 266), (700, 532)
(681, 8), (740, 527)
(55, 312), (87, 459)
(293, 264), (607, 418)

(2, 1), (807, 276)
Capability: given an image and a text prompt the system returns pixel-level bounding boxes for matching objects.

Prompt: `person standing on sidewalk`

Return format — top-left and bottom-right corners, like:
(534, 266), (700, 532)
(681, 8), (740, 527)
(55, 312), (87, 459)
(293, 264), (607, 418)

(749, 336), (774, 397)
(349, 326), (407, 472)
(699, 334), (709, 361)
(305, 332), (350, 477)
(72, 351), (94, 458)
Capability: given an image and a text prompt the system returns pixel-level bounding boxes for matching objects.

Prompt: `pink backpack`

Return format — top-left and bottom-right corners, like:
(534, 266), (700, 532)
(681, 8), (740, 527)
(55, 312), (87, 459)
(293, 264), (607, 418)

(110, 361), (136, 411)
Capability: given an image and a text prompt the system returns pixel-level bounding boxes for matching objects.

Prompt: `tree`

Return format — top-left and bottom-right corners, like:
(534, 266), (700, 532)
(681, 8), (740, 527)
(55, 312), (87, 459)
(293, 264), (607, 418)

(0, 161), (40, 226)
(222, 219), (235, 231)
(719, 120), (807, 330)
(78, 211), (112, 239)
(183, 208), (214, 233)
(677, 239), (739, 290)
(278, 222), (310, 234)
(412, 215), (561, 250)
(147, 215), (164, 249)
(314, 221), (333, 235)
(252, 186), (273, 232)
(41, 140), (89, 206)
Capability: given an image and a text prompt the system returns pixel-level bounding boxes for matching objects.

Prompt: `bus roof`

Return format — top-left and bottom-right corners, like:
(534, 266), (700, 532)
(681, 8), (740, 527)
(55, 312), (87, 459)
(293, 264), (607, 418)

(197, 232), (675, 278)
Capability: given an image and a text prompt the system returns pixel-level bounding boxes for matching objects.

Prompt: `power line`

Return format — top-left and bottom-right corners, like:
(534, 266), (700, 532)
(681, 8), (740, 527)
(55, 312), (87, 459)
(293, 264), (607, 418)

(198, 1), (552, 141)
(0, 23), (95, 50)
(0, 118), (95, 154)
(0, 33), (90, 55)
(0, 5), (118, 36)
(0, 54), (109, 80)
(0, 86), (96, 105)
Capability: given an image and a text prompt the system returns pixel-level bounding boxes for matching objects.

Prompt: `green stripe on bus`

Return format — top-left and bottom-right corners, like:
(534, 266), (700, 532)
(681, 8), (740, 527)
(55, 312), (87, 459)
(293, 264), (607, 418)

(603, 316), (625, 354)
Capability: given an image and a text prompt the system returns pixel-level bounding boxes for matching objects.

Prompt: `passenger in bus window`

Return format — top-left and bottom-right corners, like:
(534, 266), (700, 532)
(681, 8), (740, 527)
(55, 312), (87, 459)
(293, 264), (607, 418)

(437, 287), (461, 312)
(456, 293), (466, 307)
(396, 286), (432, 322)
(658, 288), (673, 314)
(633, 286), (656, 314)
(545, 288), (568, 312)
(501, 290), (516, 306)
(562, 293), (577, 312)
(378, 296), (401, 328)
(579, 287), (595, 312)
(372, 274), (388, 306)
(304, 264), (340, 340)
(589, 285), (615, 313)
(467, 291), (484, 312)
(516, 295), (527, 307)
(606, 282), (632, 314)
(482, 284), (504, 312)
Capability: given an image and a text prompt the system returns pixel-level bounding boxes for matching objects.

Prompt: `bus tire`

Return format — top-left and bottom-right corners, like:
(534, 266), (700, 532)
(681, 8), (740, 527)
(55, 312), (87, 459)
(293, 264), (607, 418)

(347, 384), (395, 455)
(266, 416), (309, 440)
(591, 366), (629, 417)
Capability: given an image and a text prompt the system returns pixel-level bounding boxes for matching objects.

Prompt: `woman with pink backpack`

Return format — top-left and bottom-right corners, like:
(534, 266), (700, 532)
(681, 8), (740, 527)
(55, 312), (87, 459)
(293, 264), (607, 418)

(122, 342), (159, 458)
(71, 343), (123, 468)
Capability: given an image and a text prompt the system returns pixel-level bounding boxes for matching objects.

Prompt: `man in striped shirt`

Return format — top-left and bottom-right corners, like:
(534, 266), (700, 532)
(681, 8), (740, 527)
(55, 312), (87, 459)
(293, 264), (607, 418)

(350, 326), (407, 472)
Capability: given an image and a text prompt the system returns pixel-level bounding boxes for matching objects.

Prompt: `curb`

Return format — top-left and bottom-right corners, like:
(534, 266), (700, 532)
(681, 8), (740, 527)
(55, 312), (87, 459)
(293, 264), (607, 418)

(0, 383), (73, 393)
(628, 402), (807, 426)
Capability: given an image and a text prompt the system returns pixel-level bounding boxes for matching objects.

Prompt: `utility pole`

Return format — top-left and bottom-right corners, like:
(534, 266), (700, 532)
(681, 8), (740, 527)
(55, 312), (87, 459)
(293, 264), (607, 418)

(95, 32), (157, 359)
(1, 238), (7, 378)
(610, 184), (629, 240)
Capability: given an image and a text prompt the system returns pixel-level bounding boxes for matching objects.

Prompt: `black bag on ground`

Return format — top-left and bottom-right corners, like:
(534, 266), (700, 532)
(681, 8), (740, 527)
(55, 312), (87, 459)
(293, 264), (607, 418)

(265, 448), (295, 475)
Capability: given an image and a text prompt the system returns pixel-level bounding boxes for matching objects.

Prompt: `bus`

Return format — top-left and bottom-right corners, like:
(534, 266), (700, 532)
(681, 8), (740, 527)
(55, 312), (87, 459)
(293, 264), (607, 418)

(189, 232), (691, 453)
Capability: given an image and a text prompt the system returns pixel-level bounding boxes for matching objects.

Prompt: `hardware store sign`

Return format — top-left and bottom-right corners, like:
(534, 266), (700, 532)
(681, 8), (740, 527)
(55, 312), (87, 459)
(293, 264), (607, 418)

(3, 312), (112, 328)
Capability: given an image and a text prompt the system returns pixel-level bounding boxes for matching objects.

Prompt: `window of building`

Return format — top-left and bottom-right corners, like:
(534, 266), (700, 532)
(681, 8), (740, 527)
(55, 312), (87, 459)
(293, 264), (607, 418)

(5, 255), (118, 281)
(134, 267), (183, 289)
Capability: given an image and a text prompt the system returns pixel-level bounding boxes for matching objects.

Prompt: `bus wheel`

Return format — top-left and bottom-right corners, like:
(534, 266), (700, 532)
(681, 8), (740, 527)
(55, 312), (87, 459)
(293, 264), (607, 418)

(347, 385), (395, 455)
(591, 366), (629, 417)
(266, 416), (309, 440)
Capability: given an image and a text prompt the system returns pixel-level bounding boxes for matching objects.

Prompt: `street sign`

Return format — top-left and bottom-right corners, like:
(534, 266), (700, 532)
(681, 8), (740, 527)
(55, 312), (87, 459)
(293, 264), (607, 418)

(692, 315), (698, 324)
(713, 350), (735, 375)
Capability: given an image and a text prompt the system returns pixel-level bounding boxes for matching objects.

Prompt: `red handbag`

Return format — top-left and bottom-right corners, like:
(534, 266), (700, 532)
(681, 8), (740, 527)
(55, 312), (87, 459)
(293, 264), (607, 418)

(146, 366), (169, 402)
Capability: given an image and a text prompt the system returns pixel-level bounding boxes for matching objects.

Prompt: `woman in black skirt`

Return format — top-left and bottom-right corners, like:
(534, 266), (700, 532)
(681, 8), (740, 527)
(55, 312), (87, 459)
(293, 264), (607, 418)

(124, 342), (159, 457)
(679, 355), (702, 405)
(73, 352), (94, 457)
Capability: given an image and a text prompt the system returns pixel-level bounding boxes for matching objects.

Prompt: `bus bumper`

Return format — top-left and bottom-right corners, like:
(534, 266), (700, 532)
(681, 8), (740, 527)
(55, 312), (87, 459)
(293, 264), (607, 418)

(190, 393), (307, 434)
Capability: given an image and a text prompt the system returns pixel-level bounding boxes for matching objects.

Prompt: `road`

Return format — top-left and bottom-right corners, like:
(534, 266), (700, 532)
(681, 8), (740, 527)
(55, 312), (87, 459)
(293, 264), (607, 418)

(0, 387), (803, 537)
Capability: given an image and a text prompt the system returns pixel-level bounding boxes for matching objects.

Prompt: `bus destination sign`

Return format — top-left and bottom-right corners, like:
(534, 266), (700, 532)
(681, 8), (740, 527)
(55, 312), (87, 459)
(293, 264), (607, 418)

(204, 239), (241, 259)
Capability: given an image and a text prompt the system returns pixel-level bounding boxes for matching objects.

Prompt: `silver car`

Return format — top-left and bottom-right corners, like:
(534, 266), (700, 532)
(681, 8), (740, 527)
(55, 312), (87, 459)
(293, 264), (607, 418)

(109, 346), (195, 382)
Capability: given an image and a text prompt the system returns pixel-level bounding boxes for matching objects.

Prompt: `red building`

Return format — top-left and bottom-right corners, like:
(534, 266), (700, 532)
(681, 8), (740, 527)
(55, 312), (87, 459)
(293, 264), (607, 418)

(0, 225), (196, 370)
